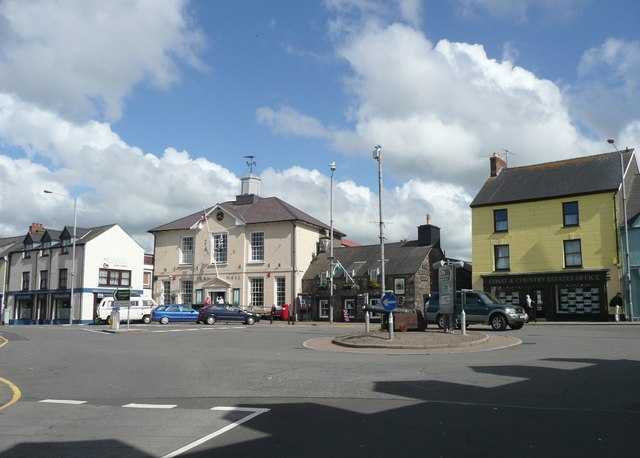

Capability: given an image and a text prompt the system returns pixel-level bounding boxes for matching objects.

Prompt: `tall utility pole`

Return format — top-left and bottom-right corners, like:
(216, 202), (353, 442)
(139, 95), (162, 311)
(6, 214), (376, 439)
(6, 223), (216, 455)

(608, 139), (634, 321)
(373, 145), (392, 338)
(329, 162), (336, 324)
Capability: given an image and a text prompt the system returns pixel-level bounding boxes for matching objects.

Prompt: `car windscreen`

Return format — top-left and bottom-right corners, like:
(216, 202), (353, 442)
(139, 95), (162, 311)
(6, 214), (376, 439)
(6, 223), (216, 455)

(479, 291), (503, 304)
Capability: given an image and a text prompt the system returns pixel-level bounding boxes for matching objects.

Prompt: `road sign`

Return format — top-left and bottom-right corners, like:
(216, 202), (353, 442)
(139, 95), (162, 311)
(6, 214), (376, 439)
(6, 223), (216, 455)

(438, 264), (455, 314)
(381, 292), (398, 312)
(114, 289), (131, 301)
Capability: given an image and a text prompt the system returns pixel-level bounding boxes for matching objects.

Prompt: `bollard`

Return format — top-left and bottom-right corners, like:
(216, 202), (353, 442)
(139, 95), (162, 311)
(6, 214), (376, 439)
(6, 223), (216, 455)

(110, 310), (120, 330)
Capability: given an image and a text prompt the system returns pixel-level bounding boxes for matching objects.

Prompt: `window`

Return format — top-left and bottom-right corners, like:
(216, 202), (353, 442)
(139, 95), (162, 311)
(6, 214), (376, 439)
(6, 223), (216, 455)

(319, 299), (329, 318)
(40, 270), (49, 289)
(61, 238), (71, 255)
(143, 271), (151, 288)
(22, 271), (30, 290)
(370, 297), (382, 320)
(213, 233), (227, 263)
(180, 236), (194, 264)
(59, 269), (68, 289)
(368, 268), (379, 282)
(563, 201), (579, 226)
(99, 269), (132, 286)
(41, 241), (51, 257)
(494, 209), (508, 232)
(249, 277), (264, 307)
(344, 299), (356, 319)
(494, 245), (510, 271)
(23, 242), (32, 259)
(162, 280), (171, 304)
(276, 277), (286, 306)
(250, 232), (264, 261)
(564, 239), (582, 267)
(180, 280), (193, 305)
(319, 271), (328, 286)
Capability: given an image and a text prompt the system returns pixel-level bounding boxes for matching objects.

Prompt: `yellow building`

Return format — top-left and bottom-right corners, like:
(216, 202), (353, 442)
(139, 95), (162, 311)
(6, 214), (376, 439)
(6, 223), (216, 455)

(471, 150), (636, 321)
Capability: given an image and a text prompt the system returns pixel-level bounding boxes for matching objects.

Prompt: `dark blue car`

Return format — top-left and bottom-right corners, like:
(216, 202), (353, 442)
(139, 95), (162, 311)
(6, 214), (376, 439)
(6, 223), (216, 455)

(152, 304), (199, 324)
(197, 304), (260, 325)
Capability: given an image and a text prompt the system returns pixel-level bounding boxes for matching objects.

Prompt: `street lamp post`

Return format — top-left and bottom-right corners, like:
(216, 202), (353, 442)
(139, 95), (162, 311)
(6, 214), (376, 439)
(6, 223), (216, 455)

(329, 162), (336, 324)
(373, 145), (392, 339)
(607, 139), (634, 321)
(44, 190), (77, 325)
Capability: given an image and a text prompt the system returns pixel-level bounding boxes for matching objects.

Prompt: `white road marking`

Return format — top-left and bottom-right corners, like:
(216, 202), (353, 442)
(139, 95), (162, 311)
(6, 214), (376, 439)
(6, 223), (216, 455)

(123, 403), (177, 409)
(162, 407), (270, 458)
(39, 399), (87, 405)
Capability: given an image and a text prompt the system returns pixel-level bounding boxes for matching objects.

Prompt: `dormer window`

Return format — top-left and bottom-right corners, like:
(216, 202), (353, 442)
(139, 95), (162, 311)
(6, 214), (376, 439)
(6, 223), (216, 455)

(61, 238), (71, 254)
(41, 241), (51, 257)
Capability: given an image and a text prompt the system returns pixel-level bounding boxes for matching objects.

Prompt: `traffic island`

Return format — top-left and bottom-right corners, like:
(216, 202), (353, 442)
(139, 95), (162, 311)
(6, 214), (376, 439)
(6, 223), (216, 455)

(332, 330), (489, 349)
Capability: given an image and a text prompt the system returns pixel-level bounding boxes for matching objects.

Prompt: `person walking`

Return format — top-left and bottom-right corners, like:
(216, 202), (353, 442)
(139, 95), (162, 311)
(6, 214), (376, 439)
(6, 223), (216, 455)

(610, 293), (623, 322)
(526, 294), (536, 323)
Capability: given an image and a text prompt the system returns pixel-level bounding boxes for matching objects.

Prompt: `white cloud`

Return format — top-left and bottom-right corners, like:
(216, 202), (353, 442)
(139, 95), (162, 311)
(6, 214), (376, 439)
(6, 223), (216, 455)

(261, 165), (473, 259)
(256, 107), (332, 138)
(294, 22), (593, 191)
(455, 0), (587, 22)
(0, 92), (238, 250)
(257, 10), (615, 258)
(566, 38), (640, 139)
(0, 0), (205, 122)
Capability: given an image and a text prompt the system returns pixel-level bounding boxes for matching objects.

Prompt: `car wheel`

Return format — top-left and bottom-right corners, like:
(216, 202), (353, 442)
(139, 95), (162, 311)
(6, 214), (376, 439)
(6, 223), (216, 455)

(436, 314), (445, 329)
(142, 315), (151, 324)
(160, 316), (169, 325)
(509, 322), (524, 330)
(490, 314), (507, 331)
(106, 315), (112, 326)
(246, 316), (256, 325)
(205, 315), (216, 325)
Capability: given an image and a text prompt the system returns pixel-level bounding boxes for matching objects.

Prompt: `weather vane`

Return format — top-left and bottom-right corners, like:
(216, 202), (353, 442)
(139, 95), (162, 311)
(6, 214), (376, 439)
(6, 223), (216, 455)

(244, 155), (256, 174)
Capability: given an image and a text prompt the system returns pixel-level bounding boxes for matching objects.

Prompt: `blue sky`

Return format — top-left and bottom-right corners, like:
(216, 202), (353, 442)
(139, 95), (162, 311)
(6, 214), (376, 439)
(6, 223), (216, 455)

(1, 0), (640, 261)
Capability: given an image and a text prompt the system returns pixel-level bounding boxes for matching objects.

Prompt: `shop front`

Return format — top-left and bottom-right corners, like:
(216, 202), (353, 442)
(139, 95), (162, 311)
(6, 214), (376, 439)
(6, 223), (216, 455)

(482, 270), (610, 322)
(9, 292), (71, 324)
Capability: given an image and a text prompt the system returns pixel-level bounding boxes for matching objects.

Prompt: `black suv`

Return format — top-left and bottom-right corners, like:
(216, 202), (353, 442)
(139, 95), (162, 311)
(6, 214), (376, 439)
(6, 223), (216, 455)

(425, 290), (527, 331)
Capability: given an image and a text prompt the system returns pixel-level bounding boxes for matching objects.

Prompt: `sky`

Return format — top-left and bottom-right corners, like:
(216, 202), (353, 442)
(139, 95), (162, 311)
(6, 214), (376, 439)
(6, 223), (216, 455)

(1, 0), (640, 261)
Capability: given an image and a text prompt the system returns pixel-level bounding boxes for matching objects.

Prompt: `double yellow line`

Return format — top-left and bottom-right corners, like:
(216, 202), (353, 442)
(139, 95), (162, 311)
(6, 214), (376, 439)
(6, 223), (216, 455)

(0, 335), (22, 410)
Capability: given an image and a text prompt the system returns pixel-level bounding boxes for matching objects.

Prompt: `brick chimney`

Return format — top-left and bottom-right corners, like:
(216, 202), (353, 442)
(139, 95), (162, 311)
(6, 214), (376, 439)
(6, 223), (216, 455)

(490, 153), (507, 177)
(29, 223), (46, 233)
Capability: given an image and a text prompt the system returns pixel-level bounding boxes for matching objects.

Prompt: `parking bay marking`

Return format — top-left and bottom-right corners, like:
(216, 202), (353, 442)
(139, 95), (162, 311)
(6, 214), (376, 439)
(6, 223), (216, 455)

(39, 399), (87, 405)
(27, 401), (269, 456)
(162, 407), (270, 458)
(124, 403), (178, 409)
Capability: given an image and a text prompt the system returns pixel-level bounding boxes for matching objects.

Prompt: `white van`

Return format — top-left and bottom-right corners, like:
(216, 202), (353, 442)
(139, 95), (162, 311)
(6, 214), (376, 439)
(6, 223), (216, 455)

(95, 297), (158, 324)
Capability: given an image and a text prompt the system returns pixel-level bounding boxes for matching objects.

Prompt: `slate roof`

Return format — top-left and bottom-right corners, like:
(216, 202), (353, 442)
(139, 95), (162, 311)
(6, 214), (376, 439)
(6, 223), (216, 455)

(625, 174), (640, 225)
(303, 241), (435, 280)
(471, 150), (635, 208)
(149, 195), (346, 237)
(6, 224), (121, 254)
(0, 236), (24, 257)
